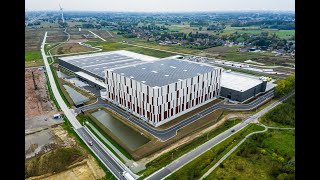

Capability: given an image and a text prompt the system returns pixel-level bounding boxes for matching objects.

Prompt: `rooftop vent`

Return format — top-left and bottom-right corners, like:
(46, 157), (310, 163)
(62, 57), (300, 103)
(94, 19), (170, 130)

(141, 81), (146, 83)
(170, 66), (176, 68)
(151, 71), (158, 73)
(164, 75), (169, 77)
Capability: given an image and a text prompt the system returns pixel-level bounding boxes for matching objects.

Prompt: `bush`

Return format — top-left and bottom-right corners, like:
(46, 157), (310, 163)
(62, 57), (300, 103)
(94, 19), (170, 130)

(277, 173), (288, 180)
(261, 95), (295, 126)
(219, 163), (225, 168)
(235, 163), (244, 171)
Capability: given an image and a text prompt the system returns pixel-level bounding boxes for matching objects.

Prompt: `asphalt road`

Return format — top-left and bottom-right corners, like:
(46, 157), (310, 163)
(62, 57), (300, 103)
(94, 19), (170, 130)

(146, 91), (294, 180)
(77, 127), (126, 180)
(76, 90), (274, 141)
(42, 32), (137, 180)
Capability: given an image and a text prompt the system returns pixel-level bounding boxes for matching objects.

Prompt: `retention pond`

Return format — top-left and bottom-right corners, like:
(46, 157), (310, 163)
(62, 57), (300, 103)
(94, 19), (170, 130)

(91, 110), (149, 150)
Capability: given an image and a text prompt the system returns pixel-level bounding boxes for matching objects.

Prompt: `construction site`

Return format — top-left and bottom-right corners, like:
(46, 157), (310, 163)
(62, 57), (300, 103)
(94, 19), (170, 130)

(25, 67), (109, 180)
(25, 68), (62, 132)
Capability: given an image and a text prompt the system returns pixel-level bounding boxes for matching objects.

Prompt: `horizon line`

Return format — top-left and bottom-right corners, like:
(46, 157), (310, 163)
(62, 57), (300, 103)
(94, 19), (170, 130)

(26, 9), (295, 13)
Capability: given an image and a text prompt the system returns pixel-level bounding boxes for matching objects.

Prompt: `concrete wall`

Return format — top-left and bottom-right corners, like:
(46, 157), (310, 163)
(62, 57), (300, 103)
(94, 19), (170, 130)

(220, 80), (267, 102)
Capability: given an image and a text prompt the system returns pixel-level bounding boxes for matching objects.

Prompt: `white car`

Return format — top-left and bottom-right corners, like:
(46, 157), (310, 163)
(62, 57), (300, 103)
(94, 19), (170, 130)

(87, 140), (93, 146)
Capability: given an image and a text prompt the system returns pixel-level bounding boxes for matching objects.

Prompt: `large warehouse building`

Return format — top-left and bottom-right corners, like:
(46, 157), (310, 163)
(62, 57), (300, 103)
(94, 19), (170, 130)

(105, 58), (222, 126)
(58, 50), (159, 89)
(58, 50), (221, 127)
(58, 50), (271, 126)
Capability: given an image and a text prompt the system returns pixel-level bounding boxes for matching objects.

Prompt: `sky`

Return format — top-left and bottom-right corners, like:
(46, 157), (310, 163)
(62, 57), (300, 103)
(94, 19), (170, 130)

(25, 0), (295, 12)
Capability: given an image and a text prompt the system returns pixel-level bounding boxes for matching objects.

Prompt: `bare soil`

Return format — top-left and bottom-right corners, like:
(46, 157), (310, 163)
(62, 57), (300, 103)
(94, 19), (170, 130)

(25, 68), (56, 118)
(25, 126), (106, 180)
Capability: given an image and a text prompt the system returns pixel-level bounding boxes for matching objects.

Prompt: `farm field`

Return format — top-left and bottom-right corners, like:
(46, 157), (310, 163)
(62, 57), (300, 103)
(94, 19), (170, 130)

(86, 41), (175, 58)
(51, 43), (96, 55)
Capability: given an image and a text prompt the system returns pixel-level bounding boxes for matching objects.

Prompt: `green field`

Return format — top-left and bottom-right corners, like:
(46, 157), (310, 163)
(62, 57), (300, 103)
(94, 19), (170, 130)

(274, 30), (295, 39)
(260, 95), (295, 128)
(25, 51), (42, 61)
(138, 118), (242, 179)
(166, 124), (265, 180)
(86, 41), (175, 58)
(217, 28), (294, 39)
(206, 129), (295, 180)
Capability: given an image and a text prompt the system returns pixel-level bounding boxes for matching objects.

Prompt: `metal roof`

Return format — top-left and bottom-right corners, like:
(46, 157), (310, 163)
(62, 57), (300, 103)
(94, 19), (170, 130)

(220, 71), (263, 92)
(110, 59), (218, 87)
(59, 50), (159, 79)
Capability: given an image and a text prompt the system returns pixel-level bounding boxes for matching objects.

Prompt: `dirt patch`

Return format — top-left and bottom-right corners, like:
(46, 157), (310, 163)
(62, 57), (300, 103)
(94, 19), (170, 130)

(66, 39), (87, 44)
(204, 46), (234, 53)
(25, 68), (54, 118)
(26, 155), (106, 180)
(25, 68), (61, 132)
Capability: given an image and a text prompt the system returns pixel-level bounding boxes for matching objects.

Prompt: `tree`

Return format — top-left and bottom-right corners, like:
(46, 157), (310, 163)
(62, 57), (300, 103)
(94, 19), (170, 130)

(274, 74), (295, 97)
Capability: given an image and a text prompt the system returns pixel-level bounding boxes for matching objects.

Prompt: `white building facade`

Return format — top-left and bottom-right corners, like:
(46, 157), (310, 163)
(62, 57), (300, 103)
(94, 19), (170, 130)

(105, 59), (222, 127)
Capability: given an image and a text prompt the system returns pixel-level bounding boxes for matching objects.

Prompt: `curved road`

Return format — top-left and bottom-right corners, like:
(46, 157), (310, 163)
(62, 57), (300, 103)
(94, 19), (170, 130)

(146, 91), (294, 180)
(76, 90), (274, 141)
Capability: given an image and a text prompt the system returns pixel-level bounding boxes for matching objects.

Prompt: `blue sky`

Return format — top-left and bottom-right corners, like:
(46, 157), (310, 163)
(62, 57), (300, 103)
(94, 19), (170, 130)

(26, 0), (295, 12)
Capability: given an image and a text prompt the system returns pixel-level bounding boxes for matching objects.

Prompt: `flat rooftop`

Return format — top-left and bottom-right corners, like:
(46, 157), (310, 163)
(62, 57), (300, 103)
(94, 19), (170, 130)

(110, 59), (218, 87)
(59, 50), (159, 79)
(221, 71), (263, 92)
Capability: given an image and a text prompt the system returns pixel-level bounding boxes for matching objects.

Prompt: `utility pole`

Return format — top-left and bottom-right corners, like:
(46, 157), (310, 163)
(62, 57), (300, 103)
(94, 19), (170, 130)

(171, 153), (173, 160)
(207, 133), (209, 140)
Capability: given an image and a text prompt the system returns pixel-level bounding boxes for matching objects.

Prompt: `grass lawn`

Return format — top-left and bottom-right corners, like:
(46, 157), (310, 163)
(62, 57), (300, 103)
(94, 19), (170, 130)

(25, 60), (44, 68)
(25, 51), (42, 61)
(206, 129), (295, 180)
(166, 123), (265, 180)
